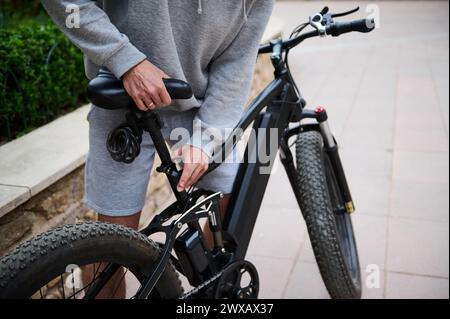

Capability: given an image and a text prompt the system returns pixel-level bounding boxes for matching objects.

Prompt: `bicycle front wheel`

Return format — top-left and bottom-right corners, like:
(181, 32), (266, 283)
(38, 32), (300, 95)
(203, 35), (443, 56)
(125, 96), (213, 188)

(295, 131), (361, 299)
(0, 222), (183, 299)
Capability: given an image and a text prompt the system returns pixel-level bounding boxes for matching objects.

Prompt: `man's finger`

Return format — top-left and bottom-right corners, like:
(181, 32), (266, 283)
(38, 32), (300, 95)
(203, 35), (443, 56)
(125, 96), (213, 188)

(149, 87), (163, 107)
(142, 93), (155, 110)
(160, 87), (172, 106)
(187, 165), (205, 188)
(183, 147), (195, 164)
(177, 164), (194, 192)
(134, 96), (148, 111)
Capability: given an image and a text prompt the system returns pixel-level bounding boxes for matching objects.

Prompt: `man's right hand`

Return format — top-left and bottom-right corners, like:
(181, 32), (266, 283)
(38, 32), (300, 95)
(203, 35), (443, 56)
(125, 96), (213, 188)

(122, 60), (172, 111)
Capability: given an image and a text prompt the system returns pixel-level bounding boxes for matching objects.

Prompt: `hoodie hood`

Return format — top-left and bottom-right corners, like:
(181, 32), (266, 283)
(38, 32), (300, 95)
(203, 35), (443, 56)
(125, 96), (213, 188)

(198, 0), (249, 21)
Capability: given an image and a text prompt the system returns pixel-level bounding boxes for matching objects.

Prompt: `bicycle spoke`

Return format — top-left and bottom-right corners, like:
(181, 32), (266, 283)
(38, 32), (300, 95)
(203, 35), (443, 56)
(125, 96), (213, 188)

(71, 269), (76, 299)
(66, 276), (99, 299)
(60, 274), (66, 299)
(83, 262), (109, 298)
(65, 279), (95, 299)
(92, 263), (103, 282)
(64, 264), (105, 299)
(110, 268), (128, 299)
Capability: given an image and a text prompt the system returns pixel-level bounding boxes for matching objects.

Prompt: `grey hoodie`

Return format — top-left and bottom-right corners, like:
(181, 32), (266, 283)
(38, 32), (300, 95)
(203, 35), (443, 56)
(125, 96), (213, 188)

(41, 0), (275, 155)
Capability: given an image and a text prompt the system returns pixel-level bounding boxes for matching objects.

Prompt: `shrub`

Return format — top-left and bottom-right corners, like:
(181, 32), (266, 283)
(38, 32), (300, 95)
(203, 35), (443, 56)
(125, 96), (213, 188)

(0, 0), (45, 28)
(0, 20), (87, 141)
(1, 0), (43, 16)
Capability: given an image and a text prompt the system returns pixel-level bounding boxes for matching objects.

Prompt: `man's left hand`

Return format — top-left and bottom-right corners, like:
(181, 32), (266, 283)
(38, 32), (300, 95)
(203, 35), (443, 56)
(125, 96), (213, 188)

(175, 145), (209, 192)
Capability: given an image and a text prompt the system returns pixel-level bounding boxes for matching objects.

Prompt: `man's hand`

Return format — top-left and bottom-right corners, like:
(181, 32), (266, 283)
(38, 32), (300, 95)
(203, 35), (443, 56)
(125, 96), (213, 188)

(175, 145), (210, 192)
(122, 60), (172, 111)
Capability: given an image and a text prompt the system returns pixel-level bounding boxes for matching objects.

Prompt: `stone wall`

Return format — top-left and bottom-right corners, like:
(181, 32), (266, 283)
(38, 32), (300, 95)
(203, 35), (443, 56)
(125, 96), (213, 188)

(0, 53), (275, 256)
(0, 167), (88, 254)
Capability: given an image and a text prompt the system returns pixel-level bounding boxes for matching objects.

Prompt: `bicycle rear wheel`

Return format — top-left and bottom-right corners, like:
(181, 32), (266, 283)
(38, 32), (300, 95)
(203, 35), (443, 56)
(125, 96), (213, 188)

(0, 222), (183, 299)
(295, 131), (361, 299)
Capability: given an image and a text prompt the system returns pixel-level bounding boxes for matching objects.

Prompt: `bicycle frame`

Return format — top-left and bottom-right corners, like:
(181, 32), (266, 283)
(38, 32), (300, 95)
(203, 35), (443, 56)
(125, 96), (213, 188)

(135, 75), (293, 298)
(88, 44), (354, 300)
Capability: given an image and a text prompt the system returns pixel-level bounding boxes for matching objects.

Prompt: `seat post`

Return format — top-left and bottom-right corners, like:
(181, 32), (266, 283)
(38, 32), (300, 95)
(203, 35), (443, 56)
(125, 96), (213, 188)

(140, 111), (188, 203)
(140, 111), (171, 163)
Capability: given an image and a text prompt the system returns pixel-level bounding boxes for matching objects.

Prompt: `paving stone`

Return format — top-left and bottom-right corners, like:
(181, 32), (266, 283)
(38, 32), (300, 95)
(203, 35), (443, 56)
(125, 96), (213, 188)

(247, 255), (295, 299)
(387, 217), (449, 277)
(391, 180), (449, 222)
(385, 272), (449, 299)
(393, 150), (449, 184)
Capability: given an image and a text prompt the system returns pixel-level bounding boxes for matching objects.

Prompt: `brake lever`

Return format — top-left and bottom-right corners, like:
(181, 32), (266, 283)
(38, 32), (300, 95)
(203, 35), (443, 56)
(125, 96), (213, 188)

(320, 6), (329, 16)
(309, 12), (327, 37)
(331, 6), (360, 18)
(309, 6), (361, 37)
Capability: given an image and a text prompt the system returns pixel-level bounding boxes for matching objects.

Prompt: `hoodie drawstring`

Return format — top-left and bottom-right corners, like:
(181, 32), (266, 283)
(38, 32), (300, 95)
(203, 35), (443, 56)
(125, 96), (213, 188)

(198, 0), (248, 21)
(198, 0), (203, 15)
(243, 0), (248, 21)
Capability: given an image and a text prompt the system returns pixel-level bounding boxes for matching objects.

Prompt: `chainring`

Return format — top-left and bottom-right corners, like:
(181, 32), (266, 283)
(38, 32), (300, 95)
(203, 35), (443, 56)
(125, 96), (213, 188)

(214, 260), (259, 299)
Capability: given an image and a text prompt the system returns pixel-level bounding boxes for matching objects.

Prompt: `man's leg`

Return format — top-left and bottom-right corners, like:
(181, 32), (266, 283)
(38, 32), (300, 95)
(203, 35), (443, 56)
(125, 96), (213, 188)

(96, 212), (141, 299)
(197, 155), (238, 250)
(203, 194), (231, 250)
(82, 212), (141, 299)
(84, 106), (155, 299)
(99, 212), (141, 229)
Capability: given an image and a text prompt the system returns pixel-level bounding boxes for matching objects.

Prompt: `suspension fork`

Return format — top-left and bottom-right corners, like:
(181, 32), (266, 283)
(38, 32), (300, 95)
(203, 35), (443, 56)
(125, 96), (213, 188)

(280, 107), (355, 214)
(315, 107), (355, 214)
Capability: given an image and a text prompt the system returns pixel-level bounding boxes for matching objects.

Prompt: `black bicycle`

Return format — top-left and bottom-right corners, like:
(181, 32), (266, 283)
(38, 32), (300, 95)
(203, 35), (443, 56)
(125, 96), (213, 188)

(0, 7), (374, 299)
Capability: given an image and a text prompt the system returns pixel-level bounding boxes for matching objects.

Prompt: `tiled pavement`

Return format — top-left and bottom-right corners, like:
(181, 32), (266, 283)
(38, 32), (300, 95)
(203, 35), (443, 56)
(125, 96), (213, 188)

(244, 1), (449, 299)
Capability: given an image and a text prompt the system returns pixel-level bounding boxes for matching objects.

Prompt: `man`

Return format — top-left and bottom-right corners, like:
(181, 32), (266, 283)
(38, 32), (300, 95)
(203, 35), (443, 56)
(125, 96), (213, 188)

(42, 0), (274, 297)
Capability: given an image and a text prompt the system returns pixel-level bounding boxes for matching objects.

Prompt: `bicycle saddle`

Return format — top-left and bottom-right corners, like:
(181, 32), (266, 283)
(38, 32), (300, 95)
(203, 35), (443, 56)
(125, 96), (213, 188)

(87, 69), (193, 110)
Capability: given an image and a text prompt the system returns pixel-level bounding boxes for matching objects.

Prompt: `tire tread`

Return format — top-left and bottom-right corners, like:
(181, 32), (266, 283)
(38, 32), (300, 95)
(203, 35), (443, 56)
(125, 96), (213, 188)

(296, 131), (360, 299)
(0, 222), (183, 298)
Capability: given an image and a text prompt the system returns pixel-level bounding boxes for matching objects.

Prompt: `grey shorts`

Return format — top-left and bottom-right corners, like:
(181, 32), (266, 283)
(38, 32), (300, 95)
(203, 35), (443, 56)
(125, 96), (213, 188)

(85, 105), (239, 217)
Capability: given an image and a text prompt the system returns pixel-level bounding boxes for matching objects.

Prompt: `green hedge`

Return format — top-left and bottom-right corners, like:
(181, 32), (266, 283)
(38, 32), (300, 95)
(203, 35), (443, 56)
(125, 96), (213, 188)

(1, 0), (43, 17)
(0, 0), (45, 29)
(0, 20), (87, 141)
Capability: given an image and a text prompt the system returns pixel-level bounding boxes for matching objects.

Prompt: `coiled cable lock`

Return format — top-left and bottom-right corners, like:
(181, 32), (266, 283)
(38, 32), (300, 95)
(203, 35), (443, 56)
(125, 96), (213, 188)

(106, 111), (143, 164)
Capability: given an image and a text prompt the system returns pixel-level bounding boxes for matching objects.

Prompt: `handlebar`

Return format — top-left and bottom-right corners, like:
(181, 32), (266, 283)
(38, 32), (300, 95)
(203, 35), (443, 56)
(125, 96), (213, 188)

(258, 30), (320, 54)
(258, 9), (376, 55)
(327, 18), (375, 37)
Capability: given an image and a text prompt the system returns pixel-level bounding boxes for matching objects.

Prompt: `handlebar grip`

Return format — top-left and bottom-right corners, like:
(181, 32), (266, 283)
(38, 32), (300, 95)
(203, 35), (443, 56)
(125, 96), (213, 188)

(258, 43), (273, 54)
(327, 18), (375, 37)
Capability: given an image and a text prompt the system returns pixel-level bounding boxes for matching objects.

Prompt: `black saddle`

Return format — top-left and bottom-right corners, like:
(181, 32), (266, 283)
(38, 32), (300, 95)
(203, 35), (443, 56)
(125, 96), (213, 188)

(87, 69), (193, 110)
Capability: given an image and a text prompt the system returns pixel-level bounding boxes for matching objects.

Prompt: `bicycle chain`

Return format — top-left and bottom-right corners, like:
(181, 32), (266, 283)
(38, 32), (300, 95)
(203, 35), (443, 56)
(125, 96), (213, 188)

(179, 270), (225, 299)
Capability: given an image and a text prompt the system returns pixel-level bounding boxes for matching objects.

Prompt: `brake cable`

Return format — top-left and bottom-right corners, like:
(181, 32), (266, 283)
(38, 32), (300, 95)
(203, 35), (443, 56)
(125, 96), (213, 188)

(285, 22), (309, 99)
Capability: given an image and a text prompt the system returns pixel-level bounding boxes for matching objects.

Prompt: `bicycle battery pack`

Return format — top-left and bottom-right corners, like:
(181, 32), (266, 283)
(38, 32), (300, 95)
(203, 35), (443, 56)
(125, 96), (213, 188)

(174, 228), (210, 286)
